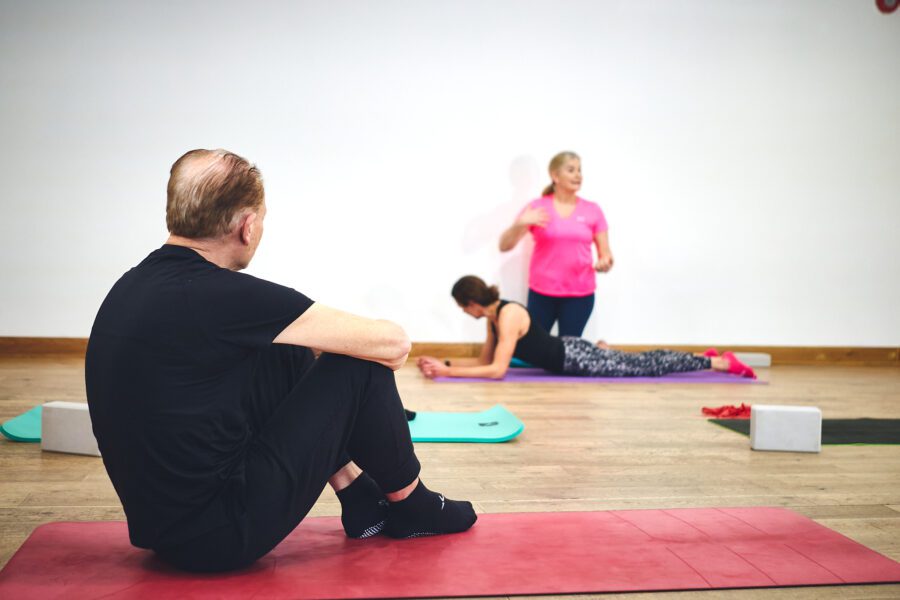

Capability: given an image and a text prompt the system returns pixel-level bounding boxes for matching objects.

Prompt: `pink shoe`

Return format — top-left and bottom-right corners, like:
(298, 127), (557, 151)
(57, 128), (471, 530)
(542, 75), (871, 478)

(722, 351), (756, 379)
(703, 348), (719, 357)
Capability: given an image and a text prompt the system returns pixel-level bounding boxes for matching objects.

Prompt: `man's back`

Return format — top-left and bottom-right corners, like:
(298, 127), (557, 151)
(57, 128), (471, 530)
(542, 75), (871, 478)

(86, 244), (311, 549)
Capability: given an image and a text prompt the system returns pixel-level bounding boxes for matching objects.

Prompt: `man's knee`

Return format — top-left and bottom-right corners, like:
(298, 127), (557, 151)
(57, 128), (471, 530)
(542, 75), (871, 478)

(256, 344), (316, 374)
(315, 352), (370, 371)
(314, 353), (398, 392)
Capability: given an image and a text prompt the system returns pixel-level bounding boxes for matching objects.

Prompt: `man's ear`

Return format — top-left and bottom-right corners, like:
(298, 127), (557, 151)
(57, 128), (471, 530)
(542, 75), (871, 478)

(239, 211), (258, 246)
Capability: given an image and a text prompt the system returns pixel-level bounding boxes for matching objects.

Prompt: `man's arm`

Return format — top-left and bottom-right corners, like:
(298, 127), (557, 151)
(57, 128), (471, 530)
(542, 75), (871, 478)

(273, 303), (411, 370)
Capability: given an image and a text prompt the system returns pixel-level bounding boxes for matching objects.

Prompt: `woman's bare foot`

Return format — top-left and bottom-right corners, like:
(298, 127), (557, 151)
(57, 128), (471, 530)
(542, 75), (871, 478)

(722, 351), (757, 378)
(595, 340), (609, 349)
(709, 356), (729, 371)
(710, 352), (756, 379)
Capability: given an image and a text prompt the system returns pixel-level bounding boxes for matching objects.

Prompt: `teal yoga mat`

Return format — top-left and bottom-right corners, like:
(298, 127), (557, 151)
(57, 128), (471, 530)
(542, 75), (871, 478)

(408, 404), (523, 443)
(0, 406), (42, 442)
(2, 404), (524, 444)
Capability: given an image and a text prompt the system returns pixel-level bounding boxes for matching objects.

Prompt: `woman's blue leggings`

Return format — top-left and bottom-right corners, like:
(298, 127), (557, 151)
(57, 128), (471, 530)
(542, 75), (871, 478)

(527, 289), (595, 337)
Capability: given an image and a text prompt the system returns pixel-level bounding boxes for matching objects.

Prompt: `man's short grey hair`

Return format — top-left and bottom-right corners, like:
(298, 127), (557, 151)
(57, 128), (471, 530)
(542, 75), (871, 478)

(166, 149), (264, 238)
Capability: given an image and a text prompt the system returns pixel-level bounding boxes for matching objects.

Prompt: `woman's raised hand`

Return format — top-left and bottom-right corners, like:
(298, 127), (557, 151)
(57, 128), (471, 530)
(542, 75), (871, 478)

(517, 206), (550, 228)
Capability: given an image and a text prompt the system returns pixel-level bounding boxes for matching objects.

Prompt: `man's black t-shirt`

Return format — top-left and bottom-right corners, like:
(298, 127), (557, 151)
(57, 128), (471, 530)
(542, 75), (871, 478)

(85, 245), (313, 549)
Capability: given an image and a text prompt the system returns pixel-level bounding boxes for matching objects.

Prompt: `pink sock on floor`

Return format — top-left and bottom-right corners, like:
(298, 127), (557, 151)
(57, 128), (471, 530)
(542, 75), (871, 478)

(722, 351), (756, 379)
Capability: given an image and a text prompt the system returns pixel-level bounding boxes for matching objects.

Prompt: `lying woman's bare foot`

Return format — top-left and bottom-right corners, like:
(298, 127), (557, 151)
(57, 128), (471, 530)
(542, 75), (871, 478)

(722, 351), (757, 378)
(595, 340), (609, 349)
(709, 356), (729, 371)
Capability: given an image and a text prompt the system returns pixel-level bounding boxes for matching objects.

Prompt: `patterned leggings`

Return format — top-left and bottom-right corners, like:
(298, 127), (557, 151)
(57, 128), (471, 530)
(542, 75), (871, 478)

(561, 337), (711, 377)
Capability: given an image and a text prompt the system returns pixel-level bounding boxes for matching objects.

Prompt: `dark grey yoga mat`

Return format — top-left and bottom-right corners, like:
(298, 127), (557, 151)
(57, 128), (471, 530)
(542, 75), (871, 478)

(711, 418), (900, 445)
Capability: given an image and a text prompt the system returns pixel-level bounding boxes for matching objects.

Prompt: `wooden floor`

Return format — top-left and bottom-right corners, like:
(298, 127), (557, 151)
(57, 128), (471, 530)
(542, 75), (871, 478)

(1, 356), (898, 599)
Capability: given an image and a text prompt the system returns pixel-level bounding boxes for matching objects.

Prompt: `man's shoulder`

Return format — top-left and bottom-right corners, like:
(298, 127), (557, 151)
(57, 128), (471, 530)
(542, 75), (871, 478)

(209, 268), (290, 292)
(127, 244), (218, 279)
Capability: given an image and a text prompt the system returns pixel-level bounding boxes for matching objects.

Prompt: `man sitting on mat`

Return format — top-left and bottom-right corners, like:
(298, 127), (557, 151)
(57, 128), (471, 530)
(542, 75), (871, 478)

(417, 275), (755, 380)
(85, 149), (476, 572)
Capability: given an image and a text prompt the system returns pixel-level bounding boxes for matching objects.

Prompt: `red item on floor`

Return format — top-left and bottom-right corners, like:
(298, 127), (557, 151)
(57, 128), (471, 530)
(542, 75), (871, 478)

(2, 509), (900, 599)
(703, 403), (752, 418)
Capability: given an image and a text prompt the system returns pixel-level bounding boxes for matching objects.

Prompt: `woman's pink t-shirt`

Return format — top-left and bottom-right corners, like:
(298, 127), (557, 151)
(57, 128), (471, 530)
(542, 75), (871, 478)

(522, 196), (608, 297)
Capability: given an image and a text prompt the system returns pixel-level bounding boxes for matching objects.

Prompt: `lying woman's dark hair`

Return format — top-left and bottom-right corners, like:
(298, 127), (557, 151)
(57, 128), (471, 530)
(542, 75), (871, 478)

(451, 275), (500, 307)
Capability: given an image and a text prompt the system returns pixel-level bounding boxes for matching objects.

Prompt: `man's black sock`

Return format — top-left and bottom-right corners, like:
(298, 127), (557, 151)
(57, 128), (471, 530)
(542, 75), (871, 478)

(385, 480), (477, 539)
(336, 472), (387, 539)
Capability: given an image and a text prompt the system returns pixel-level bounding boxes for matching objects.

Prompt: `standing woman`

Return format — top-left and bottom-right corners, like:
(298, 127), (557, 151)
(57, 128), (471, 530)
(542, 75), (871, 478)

(499, 151), (613, 337)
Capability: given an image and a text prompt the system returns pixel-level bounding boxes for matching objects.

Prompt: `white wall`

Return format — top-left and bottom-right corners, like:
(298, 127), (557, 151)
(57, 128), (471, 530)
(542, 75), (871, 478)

(1, 0), (898, 345)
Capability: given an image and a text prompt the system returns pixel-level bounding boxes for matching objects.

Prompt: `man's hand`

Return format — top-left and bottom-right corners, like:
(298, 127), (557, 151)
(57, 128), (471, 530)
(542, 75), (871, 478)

(376, 351), (409, 371)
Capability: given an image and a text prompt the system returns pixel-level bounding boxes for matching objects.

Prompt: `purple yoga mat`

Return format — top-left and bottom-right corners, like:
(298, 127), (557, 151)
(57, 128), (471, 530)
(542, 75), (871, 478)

(434, 368), (762, 384)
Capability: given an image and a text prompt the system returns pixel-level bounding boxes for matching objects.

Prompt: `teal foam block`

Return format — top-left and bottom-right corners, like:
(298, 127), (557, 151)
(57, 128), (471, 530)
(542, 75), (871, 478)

(0, 406), (43, 442)
(509, 357), (532, 368)
(409, 404), (523, 443)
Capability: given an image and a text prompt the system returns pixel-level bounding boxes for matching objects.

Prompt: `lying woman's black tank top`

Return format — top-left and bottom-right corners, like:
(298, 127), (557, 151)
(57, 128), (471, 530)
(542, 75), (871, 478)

(491, 300), (565, 373)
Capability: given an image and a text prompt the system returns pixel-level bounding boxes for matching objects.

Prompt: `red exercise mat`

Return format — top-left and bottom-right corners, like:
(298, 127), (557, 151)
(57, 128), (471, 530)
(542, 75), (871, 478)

(1, 508), (899, 599)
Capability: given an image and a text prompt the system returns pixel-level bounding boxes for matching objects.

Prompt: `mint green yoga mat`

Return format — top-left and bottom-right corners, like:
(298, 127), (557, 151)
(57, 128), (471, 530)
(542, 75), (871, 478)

(2, 404), (526, 444)
(0, 406), (42, 442)
(408, 404), (523, 443)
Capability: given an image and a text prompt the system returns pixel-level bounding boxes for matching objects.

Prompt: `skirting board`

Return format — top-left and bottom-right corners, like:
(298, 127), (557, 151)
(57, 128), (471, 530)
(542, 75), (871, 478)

(0, 338), (897, 366)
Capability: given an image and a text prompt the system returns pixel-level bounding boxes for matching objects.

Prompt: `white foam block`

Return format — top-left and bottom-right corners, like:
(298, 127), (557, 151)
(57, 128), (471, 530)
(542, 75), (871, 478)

(750, 405), (821, 453)
(41, 401), (101, 457)
(734, 352), (772, 367)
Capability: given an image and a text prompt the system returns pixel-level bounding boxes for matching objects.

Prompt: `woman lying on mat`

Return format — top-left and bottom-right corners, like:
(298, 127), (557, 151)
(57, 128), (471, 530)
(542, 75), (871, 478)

(416, 275), (755, 380)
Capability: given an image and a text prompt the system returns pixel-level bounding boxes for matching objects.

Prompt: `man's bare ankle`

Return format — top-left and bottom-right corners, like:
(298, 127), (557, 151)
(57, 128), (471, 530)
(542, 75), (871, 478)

(386, 477), (419, 502)
(328, 462), (362, 493)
